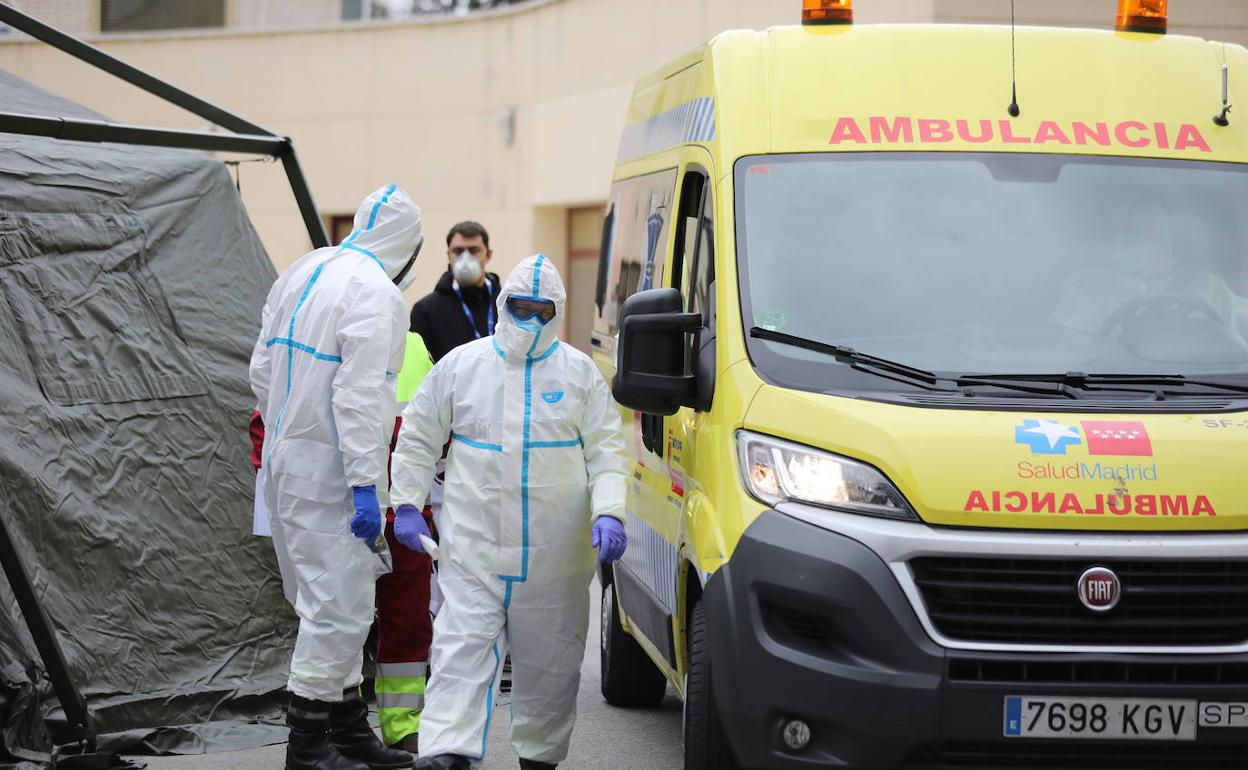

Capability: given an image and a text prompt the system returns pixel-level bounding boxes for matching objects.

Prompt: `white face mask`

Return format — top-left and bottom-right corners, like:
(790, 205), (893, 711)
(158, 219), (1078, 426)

(452, 252), (484, 286)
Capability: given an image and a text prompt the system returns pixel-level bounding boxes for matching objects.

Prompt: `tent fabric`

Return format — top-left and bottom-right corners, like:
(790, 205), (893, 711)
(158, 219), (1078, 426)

(0, 69), (292, 764)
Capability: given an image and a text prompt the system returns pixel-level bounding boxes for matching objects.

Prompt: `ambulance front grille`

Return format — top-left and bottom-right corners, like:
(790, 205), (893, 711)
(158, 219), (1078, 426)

(911, 557), (1248, 646)
(947, 657), (1248, 685)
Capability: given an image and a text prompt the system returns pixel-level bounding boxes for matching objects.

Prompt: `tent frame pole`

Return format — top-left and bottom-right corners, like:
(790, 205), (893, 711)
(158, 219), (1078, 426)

(0, 511), (94, 750)
(0, 111), (289, 154)
(0, 2), (330, 248)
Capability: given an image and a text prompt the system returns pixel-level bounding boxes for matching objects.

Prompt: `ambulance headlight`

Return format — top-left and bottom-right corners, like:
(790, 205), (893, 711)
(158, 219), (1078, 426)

(737, 431), (917, 520)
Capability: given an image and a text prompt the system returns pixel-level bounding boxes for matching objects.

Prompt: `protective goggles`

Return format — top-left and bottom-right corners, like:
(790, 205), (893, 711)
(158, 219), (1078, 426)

(505, 296), (556, 323)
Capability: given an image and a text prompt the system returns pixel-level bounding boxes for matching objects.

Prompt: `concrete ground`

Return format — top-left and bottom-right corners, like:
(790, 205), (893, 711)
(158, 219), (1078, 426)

(137, 582), (683, 769)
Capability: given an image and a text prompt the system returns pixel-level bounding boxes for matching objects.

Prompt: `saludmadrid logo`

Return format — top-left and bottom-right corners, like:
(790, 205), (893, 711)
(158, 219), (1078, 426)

(1017, 460), (1159, 481)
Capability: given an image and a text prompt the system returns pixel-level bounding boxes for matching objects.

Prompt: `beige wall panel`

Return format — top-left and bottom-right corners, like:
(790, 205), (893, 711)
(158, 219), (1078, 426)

(525, 82), (631, 207)
(529, 205), (570, 338)
(565, 205), (604, 352)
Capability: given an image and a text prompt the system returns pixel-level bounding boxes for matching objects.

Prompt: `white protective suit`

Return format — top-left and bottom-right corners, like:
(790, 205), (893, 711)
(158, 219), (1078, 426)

(249, 184), (423, 702)
(391, 254), (628, 764)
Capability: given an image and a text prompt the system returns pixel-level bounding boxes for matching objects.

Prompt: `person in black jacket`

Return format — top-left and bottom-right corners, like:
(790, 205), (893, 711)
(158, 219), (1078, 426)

(409, 221), (502, 362)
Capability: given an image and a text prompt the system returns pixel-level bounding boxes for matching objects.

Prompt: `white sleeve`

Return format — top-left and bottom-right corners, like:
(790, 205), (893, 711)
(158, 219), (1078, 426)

(578, 365), (629, 523)
(392, 359), (454, 510)
(248, 299), (275, 416)
(332, 281), (400, 488)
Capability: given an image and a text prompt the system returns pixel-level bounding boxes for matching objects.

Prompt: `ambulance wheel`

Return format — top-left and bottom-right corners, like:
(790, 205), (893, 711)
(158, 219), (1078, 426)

(600, 581), (667, 707)
(684, 599), (739, 770)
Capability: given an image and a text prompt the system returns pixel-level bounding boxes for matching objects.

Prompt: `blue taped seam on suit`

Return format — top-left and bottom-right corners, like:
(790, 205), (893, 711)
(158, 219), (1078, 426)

(335, 183), (397, 271)
(531, 253), (545, 296)
(495, 333), (538, 582)
(272, 263), (326, 436)
(477, 642), (502, 760)
(338, 241), (386, 272)
(514, 357), (535, 582)
(451, 433), (503, 452)
(495, 256), (558, 585)
(367, 184), (398, 230)
(266, 337), (343, 363)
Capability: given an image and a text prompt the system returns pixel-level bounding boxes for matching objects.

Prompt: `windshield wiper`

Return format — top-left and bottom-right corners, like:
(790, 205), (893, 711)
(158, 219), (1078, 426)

(749, 327), (957, 392)
(1072, 373), (1248, 396)
(749, 328), (1092, 398)
(958, 372), (1248, 399)
(957, 372), (1093, 399)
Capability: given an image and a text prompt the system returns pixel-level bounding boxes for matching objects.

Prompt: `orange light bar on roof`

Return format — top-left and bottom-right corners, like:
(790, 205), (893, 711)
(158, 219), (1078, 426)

(802, 0), (853, 26)
(1116, 0), (1167, 34)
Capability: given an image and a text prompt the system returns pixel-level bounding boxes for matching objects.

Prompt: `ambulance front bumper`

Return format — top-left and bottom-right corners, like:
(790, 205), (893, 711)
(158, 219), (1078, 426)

(703, 507), (1248, 769)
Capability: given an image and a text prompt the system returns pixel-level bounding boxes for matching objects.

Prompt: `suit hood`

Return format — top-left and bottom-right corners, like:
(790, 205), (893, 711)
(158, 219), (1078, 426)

(339, 184), (423, 288)
(494, 253), (564, 359)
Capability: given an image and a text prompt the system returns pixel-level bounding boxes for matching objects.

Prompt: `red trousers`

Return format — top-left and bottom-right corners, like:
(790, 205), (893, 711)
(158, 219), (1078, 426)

(377, 513), (433, 666)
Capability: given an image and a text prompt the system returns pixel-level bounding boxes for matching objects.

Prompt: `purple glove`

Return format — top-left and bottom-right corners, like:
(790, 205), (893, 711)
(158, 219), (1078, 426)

(591, 516), (627, 564)
(393, 503), (431, 553)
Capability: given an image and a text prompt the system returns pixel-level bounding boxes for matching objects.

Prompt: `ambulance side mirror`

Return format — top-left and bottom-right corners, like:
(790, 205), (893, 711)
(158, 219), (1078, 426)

(613, 288), (700, 416)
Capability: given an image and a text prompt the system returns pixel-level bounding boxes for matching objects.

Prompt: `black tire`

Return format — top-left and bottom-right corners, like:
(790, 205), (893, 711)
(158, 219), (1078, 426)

(684, 599), (740, 770)
(600, 581), (668, 707)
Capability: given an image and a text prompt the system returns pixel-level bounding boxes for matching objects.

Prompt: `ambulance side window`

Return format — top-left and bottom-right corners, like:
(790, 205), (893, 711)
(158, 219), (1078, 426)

(671, 169), (707, 300)
(690, 187), (715, 319)
(672, 167), (714, 319)
(593, 169), (679, 338)
(594, 203), (614, 317)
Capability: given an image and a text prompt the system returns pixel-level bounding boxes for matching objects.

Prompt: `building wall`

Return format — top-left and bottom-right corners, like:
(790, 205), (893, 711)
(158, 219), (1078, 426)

(3, 0), (1247, 344)
(1, 0), (95, 38)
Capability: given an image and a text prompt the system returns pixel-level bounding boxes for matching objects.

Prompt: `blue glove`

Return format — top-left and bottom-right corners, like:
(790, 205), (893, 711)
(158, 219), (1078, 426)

(591, 516), (627, 564)
(350, 485), (382, 545)
(393, 503), (431, 553)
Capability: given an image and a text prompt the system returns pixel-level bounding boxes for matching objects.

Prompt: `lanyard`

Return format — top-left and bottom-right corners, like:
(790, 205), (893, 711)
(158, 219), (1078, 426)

(452, 278), (495, 339)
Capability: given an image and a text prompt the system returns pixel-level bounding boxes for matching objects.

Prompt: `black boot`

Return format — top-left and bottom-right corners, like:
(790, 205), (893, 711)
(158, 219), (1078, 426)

(330, 688), (415, 769)
(287, 694), (370, 770)
(414, 756), (471, 770)
(519, 760), (557, 770)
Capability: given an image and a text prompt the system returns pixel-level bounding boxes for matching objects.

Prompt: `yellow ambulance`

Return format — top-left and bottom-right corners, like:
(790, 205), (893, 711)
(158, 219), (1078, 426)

(590, 1), (1248, 768)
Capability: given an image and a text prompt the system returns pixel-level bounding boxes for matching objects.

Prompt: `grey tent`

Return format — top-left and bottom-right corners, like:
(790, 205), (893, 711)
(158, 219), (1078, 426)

(0, 68), (295, 765)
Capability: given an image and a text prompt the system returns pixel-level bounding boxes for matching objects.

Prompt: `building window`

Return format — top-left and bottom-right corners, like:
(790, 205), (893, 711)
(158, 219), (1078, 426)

(343, 0), (537, 21)
(328, 215), (355, 245)
(100, 0), (226, 33)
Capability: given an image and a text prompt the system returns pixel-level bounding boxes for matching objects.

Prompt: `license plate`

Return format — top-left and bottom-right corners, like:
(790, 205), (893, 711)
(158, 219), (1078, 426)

(1004, 696), (1197, 741)
(1200, 702), (1248, 728)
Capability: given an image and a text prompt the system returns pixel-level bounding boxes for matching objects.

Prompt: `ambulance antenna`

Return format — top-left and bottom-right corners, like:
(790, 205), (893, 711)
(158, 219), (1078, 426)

(1214, 2), (1232, 126)
(1007, 0), (1021, 117)
(1215, 64), (1232, 126)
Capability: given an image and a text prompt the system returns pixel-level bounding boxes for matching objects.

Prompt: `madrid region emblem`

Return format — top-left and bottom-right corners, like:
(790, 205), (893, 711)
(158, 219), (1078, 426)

(1015, 419), (1082, 455)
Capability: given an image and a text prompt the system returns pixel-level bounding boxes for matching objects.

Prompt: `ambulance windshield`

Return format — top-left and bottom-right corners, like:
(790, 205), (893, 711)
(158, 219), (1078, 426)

(736, 152), (1248, 398)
